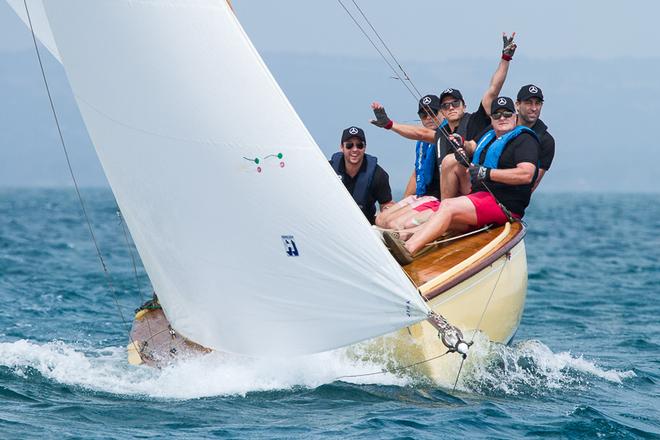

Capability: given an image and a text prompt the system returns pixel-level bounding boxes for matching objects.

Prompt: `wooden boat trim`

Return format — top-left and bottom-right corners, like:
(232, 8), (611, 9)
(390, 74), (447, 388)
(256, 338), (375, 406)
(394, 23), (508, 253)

(418, 222), (526, 301)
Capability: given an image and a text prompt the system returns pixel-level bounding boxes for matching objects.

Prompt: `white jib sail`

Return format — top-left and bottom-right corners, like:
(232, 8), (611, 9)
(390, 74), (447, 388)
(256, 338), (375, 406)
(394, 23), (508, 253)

(6, 0), (61, 61)
(36, 0), (429, 356)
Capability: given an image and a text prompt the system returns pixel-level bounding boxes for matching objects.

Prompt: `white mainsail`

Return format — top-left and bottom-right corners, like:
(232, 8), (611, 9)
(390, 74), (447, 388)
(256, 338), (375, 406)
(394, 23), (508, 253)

(16, 0), (430, 356)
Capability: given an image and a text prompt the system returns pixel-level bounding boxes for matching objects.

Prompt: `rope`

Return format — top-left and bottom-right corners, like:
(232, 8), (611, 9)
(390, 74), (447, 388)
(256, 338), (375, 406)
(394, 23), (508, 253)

(336, 0), (442, 128)
(118, 211), (157, 341)
(451, 253), (510, 391)
(23, 0), (143, 363)
(472, 254), (509, 341)
(335, 350), (450, 380)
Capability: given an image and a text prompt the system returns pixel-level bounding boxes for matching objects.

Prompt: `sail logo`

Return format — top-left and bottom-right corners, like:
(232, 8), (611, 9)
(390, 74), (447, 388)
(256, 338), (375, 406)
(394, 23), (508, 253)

(281, 235), (299, 257)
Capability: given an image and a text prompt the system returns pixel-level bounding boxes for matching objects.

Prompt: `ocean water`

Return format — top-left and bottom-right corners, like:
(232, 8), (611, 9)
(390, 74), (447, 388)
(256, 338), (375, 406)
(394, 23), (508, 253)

(0, 188), (658, 439)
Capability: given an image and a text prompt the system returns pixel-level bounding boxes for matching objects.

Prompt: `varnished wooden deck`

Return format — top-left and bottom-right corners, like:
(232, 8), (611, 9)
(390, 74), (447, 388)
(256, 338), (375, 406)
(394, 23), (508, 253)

(404, 221), (525, 300)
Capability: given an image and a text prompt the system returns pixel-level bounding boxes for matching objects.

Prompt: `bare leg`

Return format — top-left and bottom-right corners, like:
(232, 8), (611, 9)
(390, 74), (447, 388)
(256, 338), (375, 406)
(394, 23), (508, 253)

(440, 155), (472, 200)
(377, 196), (436, 229)
(391, 207), (435, 230)
(404, 196), (478, 254)
(376, 195), (417, 227)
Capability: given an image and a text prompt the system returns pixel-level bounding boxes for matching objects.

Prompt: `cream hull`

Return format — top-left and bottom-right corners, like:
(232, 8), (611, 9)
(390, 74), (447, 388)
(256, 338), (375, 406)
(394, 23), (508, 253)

(361, 240), (527, 383)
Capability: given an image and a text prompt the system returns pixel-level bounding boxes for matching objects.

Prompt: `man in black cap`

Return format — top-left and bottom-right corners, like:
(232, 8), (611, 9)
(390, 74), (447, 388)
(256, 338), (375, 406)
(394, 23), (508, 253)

(383, 96), (539, 265)
(516, 84), (555, 191)
(329, 126), (394, 224)
(375, 94), (445, 230)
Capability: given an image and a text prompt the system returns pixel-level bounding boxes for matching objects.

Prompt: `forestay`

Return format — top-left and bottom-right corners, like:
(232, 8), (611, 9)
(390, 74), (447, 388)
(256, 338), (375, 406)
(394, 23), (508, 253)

(24, 0), (429, 355)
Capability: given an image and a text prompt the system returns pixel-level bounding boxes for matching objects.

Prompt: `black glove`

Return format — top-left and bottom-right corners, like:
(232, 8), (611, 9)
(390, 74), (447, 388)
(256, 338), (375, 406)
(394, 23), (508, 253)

(469, 165), (491, 185)
(448, 133), (464, 148)
(502, 32), (516, 60)
(453, 147), (470, 168)
(371, 107), (393, 129)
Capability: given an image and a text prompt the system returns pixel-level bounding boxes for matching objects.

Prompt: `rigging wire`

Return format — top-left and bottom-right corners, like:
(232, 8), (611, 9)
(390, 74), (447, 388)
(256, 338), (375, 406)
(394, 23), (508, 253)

(349, 0), (424, 99)
(117, 211), (157, 342)
(22, 0), (144, 362)
(451, 254), (509, 392)
(335, 350), (451, 380)
(336, 0), (442, 128)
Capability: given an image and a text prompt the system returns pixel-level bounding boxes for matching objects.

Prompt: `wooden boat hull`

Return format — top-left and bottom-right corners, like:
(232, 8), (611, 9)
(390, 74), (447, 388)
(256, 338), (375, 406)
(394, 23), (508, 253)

(128, 222), (528, 379)
(358, 227), (527, 383)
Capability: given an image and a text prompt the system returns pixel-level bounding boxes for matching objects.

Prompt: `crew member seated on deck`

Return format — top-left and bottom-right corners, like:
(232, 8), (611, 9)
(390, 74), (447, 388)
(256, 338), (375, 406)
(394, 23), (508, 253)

(374, 94), (445, 230)
(383, 97), (539, 265)
(330, 126), (394, 224)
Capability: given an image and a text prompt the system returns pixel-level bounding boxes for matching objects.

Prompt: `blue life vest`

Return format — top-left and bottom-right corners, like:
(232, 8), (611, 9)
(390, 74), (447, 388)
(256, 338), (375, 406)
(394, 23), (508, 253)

(414, 141), (437, 196)
(415, 119), (447, 196)
(472, 126), (538, 168)
(330, 152), (378, 210)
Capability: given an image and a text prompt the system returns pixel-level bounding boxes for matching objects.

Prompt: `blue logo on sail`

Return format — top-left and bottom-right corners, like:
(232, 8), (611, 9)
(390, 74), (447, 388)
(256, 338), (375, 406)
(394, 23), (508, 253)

(281, 235), (299, 257)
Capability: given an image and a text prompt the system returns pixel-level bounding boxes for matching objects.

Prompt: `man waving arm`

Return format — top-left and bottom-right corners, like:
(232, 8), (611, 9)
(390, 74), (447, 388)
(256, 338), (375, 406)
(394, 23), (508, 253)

(481, 32), (517, 115)
(370, 102), (436, 143)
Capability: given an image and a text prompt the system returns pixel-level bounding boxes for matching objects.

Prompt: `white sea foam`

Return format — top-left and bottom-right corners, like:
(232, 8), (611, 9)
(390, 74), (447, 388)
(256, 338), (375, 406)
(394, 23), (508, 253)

(0, 339), (409, 399)
(456, 334), (636, 395)
(0, 338), (635, 399)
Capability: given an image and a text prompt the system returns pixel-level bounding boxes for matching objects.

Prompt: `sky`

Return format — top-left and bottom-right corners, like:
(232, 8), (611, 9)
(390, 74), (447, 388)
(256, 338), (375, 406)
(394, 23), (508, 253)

(1, 0), (659, 192)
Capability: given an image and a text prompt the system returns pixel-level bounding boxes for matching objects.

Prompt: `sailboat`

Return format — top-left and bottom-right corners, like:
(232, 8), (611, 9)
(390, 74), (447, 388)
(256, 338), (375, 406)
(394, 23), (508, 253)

(8, 0), (527, 382)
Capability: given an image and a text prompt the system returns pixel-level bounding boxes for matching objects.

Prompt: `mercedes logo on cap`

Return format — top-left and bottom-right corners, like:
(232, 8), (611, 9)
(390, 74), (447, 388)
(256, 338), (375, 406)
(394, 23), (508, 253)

(348, 127), (359, 135)
(443, 88), (453, 94)
(529, 86), (538, 93)
(422, 96), (432, 105)
(497, 98), (507, 105)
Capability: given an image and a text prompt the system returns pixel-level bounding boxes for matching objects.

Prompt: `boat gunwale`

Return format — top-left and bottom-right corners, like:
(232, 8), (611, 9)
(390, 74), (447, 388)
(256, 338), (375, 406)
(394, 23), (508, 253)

(421, 221), (527, 301)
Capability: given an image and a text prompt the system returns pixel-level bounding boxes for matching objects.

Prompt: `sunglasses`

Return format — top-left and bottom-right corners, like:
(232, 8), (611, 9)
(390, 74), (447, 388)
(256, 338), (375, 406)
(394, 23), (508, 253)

(491, 111), (514, 120)
(344, 142), (365, 150)
(440, 100), (461, 110)
(418, 111), (437, 119)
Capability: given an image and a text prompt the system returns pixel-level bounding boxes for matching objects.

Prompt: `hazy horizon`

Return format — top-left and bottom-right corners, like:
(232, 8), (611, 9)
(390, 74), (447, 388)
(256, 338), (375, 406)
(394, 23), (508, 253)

(1, 1), (659, 193)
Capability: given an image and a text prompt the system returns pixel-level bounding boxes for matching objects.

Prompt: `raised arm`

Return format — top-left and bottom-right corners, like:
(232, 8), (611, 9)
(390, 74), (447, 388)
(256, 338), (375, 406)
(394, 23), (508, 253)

(481, 32), (516, 115)
(371, 102), (436, 143)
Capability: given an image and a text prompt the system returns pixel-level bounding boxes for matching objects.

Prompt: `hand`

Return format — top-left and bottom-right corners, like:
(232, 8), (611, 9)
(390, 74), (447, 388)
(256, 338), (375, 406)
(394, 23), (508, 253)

(448, 133), (464, 148)
(370, 102), (393, 129)
(469, 165), (491, 185)
(502, 32), (516, 60)
(453, 147), (470, 168)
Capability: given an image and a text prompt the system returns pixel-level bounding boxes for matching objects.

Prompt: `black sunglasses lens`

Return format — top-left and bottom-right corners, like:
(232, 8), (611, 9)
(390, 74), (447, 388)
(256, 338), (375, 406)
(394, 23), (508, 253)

(345, 142), (364, 149)
(492, 111), (513, 120)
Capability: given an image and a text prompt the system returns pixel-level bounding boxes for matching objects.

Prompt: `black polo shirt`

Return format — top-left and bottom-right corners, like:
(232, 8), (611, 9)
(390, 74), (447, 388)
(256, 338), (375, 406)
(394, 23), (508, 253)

(332, 159), (393, 224)
(531, 119), (555, 170)
(435, 103), (491, 160)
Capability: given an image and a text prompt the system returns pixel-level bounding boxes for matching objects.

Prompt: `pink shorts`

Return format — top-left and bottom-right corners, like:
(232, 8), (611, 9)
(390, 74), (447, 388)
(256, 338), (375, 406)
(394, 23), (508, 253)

(466, 191), (520, 228)
(413, 199), (441, 212)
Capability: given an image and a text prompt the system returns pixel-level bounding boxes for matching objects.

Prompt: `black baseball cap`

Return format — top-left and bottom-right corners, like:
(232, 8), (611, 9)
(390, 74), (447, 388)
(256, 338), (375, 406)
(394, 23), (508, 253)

(418, 94), (441, 114)
(439, 88), (464, 103)
(491, 96), (516, 114)
(341, 126), (366, 143)
(517, 84), (544, 102)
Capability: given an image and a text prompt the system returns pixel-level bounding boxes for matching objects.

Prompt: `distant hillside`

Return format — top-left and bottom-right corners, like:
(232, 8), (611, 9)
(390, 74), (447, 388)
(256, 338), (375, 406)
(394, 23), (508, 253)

(1, 49), (658, 192)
